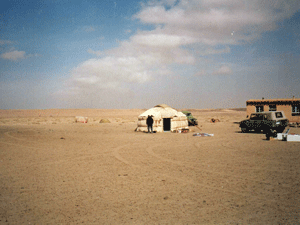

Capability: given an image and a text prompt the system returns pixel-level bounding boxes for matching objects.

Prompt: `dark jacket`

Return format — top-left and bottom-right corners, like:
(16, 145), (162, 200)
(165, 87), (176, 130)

(146, 116), (153, 125)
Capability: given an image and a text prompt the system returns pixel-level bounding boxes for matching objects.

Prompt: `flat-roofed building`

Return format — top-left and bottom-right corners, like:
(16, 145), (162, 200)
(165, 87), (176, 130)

(246, 97), (300, 123)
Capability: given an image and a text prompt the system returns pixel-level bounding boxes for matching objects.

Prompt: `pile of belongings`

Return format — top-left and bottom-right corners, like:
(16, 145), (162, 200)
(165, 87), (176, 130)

(277, 128), (300, 142)
(175, 128), (189, 133)
(193, 133), (214, 137)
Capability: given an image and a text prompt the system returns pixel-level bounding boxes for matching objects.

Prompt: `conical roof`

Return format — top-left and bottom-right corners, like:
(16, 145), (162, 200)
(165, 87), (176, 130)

(138, 104), (185, 118)
(154, 104), (172, 109)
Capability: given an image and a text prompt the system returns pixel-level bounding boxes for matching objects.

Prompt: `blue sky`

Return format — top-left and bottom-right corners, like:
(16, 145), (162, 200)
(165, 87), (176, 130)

(1, 0), (300, 109)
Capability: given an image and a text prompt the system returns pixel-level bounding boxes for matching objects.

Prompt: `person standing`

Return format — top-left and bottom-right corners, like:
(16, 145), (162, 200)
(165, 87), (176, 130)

(146, 115), (154, 133)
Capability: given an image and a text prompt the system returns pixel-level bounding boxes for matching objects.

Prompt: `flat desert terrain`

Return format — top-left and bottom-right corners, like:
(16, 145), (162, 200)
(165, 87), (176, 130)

(0, 108), (299, 224)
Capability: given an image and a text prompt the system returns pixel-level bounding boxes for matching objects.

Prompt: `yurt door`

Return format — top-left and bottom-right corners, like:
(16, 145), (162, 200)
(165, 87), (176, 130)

(163, 118), (171, 131)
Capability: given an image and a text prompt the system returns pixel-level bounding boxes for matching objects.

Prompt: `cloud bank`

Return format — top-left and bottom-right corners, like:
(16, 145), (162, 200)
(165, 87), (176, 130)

(1, 50), (26, 61)
(64, 0), (300, 97)
(212, 65), (233, 75)
(0, 40), (14, 45)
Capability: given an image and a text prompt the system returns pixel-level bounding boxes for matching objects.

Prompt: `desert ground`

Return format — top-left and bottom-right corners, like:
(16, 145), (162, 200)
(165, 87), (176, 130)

(0, 108), (299, 224)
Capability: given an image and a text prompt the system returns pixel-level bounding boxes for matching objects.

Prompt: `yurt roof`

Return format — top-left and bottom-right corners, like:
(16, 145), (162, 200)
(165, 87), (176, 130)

(154, 104), (172, 109)
(138, 104), (185, 118)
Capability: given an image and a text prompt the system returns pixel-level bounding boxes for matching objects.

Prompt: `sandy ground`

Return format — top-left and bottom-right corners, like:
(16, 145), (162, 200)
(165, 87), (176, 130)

(0, 108), (299, 224)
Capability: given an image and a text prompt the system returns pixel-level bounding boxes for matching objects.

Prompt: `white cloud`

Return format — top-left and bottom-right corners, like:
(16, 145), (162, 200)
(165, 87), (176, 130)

(70, 56), (152, 89)
(0, 40), (14, 45)
(135, 0), (300, 45)
(1, 50), (26, 61)
(212, 65), (233, 75)
(87, 49), (103, 56)
(83, 26), (96, 32)
(28, 53), (41, 58)
(65, 0), (299, 96)
(194, 65), (233, 76)
(197, 46), (231, 56)
(132, 33), (197, 47)
(194, 70), (207, 76)
(67, 29), (197, 94)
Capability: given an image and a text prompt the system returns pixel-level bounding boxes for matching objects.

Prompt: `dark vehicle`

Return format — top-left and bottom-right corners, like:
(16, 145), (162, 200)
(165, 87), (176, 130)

(239, 111), (289, 135)
(182, 111), (198, 126)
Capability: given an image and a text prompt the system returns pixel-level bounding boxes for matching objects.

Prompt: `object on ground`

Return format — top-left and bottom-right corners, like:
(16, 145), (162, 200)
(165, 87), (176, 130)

(174, 128), (189, 133)
(136, 104), (188, 133)
(210, 118), (220, 123)
(277, 128), (290, 140)
(181, 111), (198, 126)
(193, 133), (214, 137)
(277, 128), (300, 142)
(75, 116), (88, 123)
(286, 134), (300, 142)
(100, 119), (110, 123)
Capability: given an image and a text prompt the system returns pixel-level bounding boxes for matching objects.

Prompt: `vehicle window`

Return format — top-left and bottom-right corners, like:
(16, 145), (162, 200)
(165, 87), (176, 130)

(292, 105), (300, 116)
(275, 112), (283, 118)
(256, 106), (264, 112)
(250, 114), (263, 120)
(269, 105), (276, 111)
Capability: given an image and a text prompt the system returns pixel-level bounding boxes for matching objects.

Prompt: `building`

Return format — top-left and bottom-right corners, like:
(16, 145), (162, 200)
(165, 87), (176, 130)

(246, 97), (300, 123)
(136, 104), (189, 132)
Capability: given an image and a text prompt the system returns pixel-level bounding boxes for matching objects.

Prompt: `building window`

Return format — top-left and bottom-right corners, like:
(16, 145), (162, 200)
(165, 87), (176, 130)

(275, 112), (283, 118)
(256, 106), (264, 112)
(292, 105), (300, 116)
(269, 105), (276, 111)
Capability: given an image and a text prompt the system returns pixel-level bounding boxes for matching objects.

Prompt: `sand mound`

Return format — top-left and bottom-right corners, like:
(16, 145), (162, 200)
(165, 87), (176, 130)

(99, 118), (111, 123)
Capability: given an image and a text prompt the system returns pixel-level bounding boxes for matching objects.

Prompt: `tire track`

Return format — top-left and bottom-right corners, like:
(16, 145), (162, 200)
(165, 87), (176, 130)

(147, 142), (283, 187)
(194, 138), (298, 175)
(111, 143), (251, 204)
(0, 146), (111, 171)
(111, 144), (140, 168)
(145, 160), (294, 209)
(0, 140), (42, 150)
(1, 131), (112, 169)
(220, 142), (299, 176)
(144, 144), (293, 200)
(3, 131), (58, 150)
(146, 145), (183, 166)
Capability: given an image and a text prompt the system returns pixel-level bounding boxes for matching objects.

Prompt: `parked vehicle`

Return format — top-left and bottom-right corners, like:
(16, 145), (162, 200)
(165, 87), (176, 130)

(239, 111), (289, 135)
(182, 111), (198, 126)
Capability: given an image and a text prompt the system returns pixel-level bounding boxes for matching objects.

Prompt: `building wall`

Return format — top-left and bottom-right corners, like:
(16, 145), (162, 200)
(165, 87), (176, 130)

(277, 105), (293, 118)
(136, 117), (188, 132)
(246, 105), (256, 116)
(246, 101), (300, 123)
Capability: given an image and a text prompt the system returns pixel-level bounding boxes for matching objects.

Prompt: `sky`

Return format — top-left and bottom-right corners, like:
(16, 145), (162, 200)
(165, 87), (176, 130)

(1, 0), (300, 110)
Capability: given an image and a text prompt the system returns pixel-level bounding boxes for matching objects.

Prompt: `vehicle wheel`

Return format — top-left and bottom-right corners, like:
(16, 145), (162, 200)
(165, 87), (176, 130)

(262, 126), (269, 134)
(241, 128), (248, 133)
(270, 129), (277, 137)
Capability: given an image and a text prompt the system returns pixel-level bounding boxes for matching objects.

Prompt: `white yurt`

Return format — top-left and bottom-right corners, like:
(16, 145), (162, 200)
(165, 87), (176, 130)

(136, 104), (189, 132)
